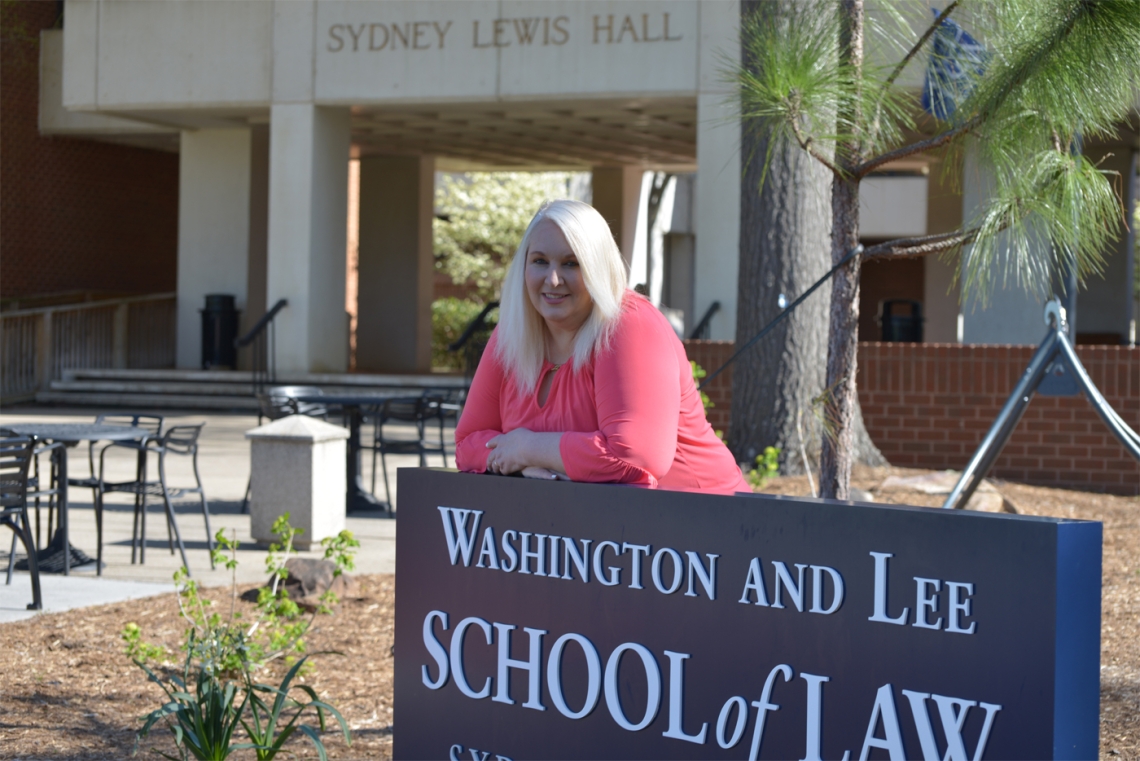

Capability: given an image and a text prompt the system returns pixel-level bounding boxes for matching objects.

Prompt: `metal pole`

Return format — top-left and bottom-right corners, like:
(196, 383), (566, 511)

(1053, 331), (1140, 459)
(941, 330), (1061, 509)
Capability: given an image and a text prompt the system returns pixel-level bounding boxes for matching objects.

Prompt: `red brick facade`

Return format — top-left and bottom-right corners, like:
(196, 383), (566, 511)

(684, 339), (1140, 495)
(683, 339), (734, 435)
(1, 2), (179, 301)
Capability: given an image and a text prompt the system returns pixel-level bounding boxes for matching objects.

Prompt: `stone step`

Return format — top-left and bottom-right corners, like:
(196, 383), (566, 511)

(62, 368), (254, 383)
(62, 368), (467, 388)
(35, 390), (261, 411)
(50, 379), (257, 396)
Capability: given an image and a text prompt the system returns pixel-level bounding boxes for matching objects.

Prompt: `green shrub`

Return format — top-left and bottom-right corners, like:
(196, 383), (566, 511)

(128, 517), (358, 760)
(746, 446), (781, 490)
(432, 297), (496, 372)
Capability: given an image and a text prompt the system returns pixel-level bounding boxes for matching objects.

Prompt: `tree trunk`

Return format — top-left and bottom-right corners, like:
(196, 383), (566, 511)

(819, 0), (866, 500)
(731, 0), (884, 482)
(730, 125), (832, 476)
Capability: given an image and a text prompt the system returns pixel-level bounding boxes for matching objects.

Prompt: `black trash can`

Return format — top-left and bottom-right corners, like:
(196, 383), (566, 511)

(201, 294), (240, 369)
(878, 299), (923, 342)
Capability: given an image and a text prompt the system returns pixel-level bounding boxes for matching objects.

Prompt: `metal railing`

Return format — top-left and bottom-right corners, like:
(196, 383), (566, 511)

(235, 298), (287, 395)
(0, 293), (176, 402)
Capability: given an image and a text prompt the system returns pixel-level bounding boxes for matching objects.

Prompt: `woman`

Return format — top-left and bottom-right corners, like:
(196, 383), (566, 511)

(454, 199), (749, 495)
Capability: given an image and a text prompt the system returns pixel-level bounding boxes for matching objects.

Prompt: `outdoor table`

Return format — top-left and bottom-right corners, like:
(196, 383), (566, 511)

(294, 391), (449, 514)
(3, 423), (149, 575)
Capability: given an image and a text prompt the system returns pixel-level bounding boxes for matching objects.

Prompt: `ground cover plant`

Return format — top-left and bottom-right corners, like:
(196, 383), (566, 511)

(124, 516), (359, 760)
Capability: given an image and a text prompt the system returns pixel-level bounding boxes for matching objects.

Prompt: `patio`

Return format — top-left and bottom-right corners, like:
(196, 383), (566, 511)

(0, 405), (435, 622)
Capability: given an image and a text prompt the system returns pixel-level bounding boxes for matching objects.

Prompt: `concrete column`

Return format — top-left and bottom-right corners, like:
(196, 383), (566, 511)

(265, 103), (351, 373)
(176, 128), (252, 369)
(923, 155), (963, 343)
(356, 155), (435, 373)
(959, 142), (1046, 345)
(591, 165), (643, 268)
(243, 124), (270, 347)
(693, 0), (741, 340)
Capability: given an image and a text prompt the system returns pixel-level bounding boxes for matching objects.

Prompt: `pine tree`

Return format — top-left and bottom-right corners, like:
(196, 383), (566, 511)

(735, 0), (1140, 498)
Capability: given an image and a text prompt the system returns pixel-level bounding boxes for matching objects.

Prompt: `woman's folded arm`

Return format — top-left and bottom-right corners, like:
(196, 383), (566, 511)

(559, 303), (680, 485)
(454, 332), (505, 474)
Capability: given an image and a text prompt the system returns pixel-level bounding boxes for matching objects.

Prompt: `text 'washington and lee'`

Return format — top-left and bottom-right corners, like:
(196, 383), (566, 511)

(438, 507), (978, 634)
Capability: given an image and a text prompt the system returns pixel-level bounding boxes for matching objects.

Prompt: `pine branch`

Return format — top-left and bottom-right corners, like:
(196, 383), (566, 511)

(862, 228), (979, 260)
(883, 2), (959, 90)
(862, 1), (1104, 180)
(854, 115), (980, 177)
(788, 116), (843, 176)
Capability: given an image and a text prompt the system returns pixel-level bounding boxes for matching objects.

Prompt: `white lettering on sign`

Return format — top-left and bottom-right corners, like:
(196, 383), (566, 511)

(738, 557), (845, 615)
(440, 509), (722, 601)
(449, 746), (513, 761)
(423, 610), (1004, 754)
(861, 685), (1002, 761)
(439, 510), (989, 645)
(327, 13), (684, 53)
(868, 551), (977, 634)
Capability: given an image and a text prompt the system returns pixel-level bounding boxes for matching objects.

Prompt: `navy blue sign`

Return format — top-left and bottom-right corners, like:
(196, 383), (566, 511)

(393, 469), (1100, 760)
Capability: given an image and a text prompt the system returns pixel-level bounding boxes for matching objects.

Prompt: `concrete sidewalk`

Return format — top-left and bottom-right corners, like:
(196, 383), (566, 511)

(0, 405), (439, 622)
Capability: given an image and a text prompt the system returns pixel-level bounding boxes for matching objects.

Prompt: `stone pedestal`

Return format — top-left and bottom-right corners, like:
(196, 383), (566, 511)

(245, 415), (349, 549)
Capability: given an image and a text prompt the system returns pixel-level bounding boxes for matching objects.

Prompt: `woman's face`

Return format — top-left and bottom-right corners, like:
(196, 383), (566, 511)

(524, 219), (594, 334)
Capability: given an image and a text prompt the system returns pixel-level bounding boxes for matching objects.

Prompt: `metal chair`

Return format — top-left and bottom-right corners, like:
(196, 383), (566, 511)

(243, 386), (328, 512)
(24, 438), (66, 552)
(74, 414), (164, 501)
(256, 385), (328, 424)
(370, 394), (449, 508)
(422, 388), (465, 468)
(0, 431), (43, 610)
(68, 414), (165, 570)
(98, 423), (214, 576)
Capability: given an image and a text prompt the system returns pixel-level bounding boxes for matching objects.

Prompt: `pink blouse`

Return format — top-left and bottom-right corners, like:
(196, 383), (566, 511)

(454, 293), (750, 495)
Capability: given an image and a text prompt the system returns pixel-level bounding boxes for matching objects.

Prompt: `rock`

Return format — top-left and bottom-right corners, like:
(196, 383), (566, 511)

(284, 557), (358, 609)
(242, 558), (358, 609)
(877, 470), (1017, 513)
(878, 470), (998, 495)
(849, 487), (875, 503)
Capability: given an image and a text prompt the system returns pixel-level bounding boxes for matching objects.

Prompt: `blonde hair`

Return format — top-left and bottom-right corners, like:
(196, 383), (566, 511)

(496, 199), (629, 395)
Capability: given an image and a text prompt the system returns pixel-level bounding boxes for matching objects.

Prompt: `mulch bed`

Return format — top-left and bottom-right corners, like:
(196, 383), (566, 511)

(0, 468), (1137, 759)
(0, 577), (395, 760)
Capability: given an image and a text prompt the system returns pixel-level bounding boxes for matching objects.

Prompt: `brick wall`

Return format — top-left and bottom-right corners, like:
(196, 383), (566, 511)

(0, 2), (179, 300)
(682, 340), (734, 435)
(684, 340), (1140, 495)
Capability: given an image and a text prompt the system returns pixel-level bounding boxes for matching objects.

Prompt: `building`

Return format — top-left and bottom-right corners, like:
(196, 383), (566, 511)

(3, 1), (1138, 490)
(10, 1), (1139, 363)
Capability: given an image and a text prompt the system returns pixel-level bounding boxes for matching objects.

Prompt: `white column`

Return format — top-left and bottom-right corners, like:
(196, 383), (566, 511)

(265, 103), (351, 373)
(959, 143), (1046, 345)
(694, 0), (741, 340)
(592, 165), (644, 268)
(356, 155), (435, 373)
(176, 128), (252, 369)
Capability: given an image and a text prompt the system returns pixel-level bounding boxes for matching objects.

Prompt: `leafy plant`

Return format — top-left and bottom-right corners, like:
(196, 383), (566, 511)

(746, 446), (782, 491)
(128, 517), (357, 759)
(432, 298), (496, 371)
(690, 361), (713, 414)
(136, 634), (248, 761)
(241, 655), (350, 761)
(434, 172), (587, 302)
(123, 622), (168, 665)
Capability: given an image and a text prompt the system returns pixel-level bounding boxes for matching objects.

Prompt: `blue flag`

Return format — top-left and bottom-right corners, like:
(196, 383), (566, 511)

(922, 8), (988, 121)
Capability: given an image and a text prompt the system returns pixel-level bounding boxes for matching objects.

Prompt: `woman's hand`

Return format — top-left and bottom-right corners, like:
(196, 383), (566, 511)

(521, 466), (569, 481)
(485, 428), (566, 476)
